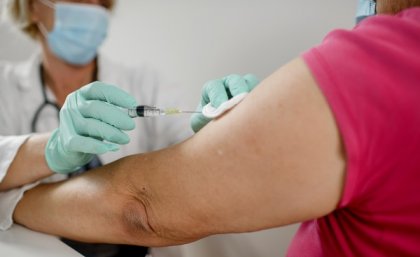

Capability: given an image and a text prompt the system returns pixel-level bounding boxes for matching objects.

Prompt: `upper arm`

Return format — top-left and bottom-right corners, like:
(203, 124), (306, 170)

(127, 57), (346, 244)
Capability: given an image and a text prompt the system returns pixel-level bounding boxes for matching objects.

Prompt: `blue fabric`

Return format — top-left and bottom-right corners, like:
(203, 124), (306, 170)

(356, 0), (376, 24)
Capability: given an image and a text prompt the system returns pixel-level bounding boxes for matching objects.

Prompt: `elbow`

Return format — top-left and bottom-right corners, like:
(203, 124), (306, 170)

(118, 193), (178, 247)
(118, 194), (196, 247)
(112, 156), (207, 246)
(119, 196), (158, 246)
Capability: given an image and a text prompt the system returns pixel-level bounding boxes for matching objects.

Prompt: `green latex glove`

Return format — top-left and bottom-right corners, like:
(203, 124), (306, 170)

(191, 74), (259, 133)
(45, 82), (137, 174)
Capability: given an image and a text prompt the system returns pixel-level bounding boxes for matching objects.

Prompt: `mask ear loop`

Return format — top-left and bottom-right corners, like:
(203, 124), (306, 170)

(36, 0), (56, 37)
(39, 0), (55, 9)
(37, 21), (49, 37)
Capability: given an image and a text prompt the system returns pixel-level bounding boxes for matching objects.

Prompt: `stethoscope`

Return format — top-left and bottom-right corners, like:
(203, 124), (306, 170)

(30, 64), (60, 133)
(30, 63), (98, 133)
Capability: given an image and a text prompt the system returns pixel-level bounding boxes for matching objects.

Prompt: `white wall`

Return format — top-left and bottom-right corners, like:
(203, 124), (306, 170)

(103, 0), (356, 107)
(1, 0), (356, 107)
(0, 1), (357, 255)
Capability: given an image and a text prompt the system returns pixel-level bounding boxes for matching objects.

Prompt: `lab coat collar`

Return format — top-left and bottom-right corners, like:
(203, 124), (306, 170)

(13, 50), (43, 92)
(14, 52), (109, 92)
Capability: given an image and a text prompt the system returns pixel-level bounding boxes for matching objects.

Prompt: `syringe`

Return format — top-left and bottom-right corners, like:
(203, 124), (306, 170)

(128, 105), (200, 118)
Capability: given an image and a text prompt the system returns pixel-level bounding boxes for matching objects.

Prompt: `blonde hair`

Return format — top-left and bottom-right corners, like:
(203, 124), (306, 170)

(9, 0), (115, 40)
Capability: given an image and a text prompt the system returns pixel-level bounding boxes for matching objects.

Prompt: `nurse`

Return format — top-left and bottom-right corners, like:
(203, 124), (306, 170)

(0, 0), (189, 256)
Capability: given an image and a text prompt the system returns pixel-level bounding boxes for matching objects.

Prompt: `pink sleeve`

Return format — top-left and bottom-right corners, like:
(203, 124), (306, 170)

(301, 14), (420, 208)
(303, 43), (362, 208)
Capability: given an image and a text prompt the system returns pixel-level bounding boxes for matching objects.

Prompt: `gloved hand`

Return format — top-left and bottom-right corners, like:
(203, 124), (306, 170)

(45, 81), (137, 174)
(191, 74), (259, 132)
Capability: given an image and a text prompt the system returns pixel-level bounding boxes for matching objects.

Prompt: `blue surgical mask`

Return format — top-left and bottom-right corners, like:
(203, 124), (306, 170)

(356, 0), (376, 24)
(38, 0), (110, 65)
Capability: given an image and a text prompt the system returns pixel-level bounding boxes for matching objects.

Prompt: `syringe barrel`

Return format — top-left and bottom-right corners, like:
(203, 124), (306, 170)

(129, 105), (163, 117)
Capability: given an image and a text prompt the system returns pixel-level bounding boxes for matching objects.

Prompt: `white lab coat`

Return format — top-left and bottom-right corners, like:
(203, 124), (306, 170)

(0, 52), (192, 230)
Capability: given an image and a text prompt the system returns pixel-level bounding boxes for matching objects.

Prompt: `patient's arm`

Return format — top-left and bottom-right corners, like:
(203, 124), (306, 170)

(14, 58), (345, 246)
(0, 134), (53, 191)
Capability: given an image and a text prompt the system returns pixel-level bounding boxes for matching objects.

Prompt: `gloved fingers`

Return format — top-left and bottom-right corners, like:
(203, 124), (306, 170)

(67, 135), (120, 154)
(202, 79), (229, 108)
(223, 74), (250, 97)
(193, 74), (259, 133)
(194, 100), (205, 113)
(77, 118), (131, 145)
(244, 74), (260, 91)
(79, 100), (135, 131)
(79, 81), (138, 109)
(190, 113), (212, 133)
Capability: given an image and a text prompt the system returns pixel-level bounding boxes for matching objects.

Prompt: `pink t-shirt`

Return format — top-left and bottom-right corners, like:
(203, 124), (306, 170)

(288, 8), (420, 257)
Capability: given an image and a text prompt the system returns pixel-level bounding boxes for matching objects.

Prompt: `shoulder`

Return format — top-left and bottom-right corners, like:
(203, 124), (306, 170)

(302, 10), (419, 96)
(310, 9), (420, 61)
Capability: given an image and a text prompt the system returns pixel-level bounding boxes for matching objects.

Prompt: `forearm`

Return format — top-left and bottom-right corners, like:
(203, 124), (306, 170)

(13, 161), (136, 244)
(13, 150), (204, 246)
(0, 134), (53, 191)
